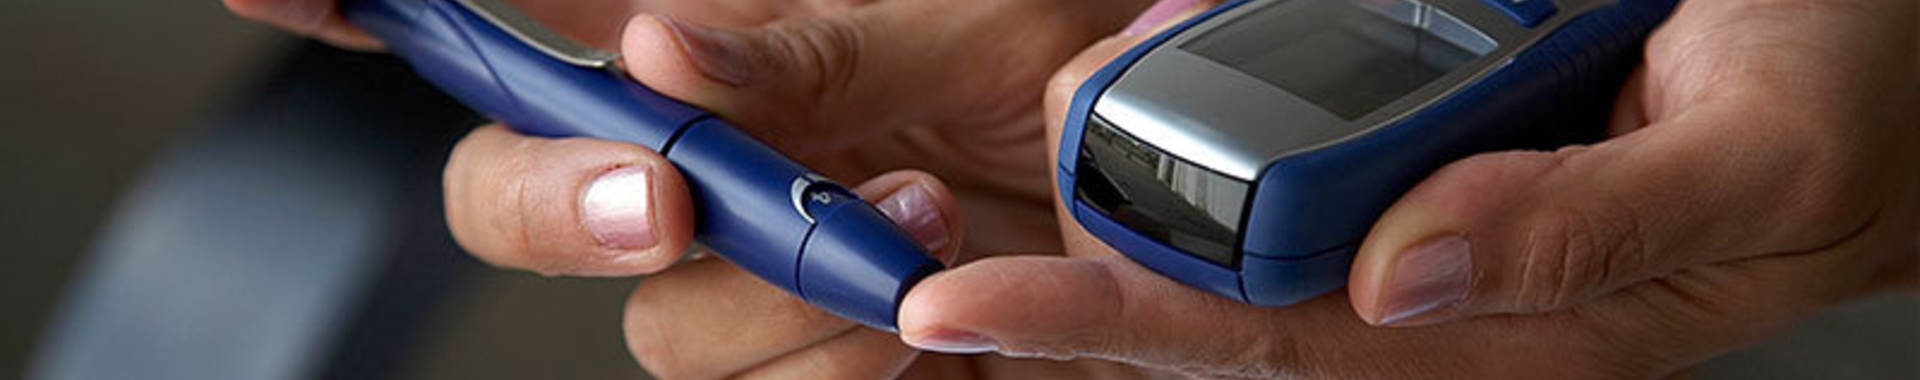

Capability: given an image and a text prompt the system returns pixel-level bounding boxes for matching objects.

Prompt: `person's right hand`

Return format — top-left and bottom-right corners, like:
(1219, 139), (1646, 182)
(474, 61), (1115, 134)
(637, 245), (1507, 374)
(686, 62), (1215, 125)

(225, 0), (1174, 378)
(890, 0), (1919, 379)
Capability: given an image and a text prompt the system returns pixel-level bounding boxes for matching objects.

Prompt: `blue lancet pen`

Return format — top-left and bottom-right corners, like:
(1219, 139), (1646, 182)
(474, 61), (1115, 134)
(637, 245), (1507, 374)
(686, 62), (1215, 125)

(341, 0), (943, 330)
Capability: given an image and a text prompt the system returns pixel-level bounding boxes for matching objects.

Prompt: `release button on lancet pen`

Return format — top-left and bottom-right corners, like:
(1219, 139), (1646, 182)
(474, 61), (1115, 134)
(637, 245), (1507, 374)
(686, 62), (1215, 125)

(1476, 0), (1557, 27)
(791, 173), (852, 224)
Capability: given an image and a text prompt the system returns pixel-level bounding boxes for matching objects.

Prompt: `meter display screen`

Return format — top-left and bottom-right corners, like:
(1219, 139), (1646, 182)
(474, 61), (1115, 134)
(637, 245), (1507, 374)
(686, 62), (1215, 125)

(1183, 0), (1496, 120)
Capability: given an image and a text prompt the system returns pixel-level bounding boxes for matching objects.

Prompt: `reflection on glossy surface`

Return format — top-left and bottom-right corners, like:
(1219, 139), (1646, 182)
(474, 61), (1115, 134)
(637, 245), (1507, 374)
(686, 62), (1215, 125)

(1182, 0), (1493, 120)
(1076, 116), (1249, 266)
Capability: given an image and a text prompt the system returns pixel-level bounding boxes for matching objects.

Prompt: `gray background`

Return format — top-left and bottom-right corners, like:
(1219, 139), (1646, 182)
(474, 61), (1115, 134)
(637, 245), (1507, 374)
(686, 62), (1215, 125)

(1, 2), (644, 379)
(1, 1), (1913, 379)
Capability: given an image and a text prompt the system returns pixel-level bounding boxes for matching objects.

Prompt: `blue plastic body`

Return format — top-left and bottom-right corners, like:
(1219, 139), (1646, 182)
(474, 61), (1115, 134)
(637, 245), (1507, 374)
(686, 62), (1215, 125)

(1060, 0), (1678, 306)
(1477, 0), (1560, 27)
(341, 0), (941, 330)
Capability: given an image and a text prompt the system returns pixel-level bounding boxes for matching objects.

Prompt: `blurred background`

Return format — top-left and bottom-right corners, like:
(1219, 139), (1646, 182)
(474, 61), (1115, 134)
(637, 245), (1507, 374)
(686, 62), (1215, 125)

(3, 2), (646, 379)
(0, 1), (1912, 380)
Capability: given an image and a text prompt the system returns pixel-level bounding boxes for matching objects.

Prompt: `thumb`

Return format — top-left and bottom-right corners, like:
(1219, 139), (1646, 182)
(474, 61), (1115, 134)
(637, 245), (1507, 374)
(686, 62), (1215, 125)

(620, 0), (1151, 157)
(1348, 104), (1879, 327)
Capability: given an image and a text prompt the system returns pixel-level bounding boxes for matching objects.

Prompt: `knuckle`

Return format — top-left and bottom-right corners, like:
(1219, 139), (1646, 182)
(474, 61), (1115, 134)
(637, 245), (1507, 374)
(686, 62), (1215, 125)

(772, 20), (863, 105)
(1776, 142), (1880, 245)
(1514, 205), (1647, 312)
(461, 136), (570, 272)
(499, 164), (550, 267)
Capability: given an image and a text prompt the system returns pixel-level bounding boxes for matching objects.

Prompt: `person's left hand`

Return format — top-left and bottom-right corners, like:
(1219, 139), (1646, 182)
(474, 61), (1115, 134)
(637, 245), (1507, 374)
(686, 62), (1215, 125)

(895, 0), (1920, 378)
(231, 0), (1185, 378)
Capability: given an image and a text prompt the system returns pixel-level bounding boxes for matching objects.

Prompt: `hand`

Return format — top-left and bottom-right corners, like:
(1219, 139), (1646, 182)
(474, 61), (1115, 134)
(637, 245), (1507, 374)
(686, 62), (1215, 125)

(223, 0), (645, 50)
(896, 0), (1919, 379)
(227, 0), (1168, 378)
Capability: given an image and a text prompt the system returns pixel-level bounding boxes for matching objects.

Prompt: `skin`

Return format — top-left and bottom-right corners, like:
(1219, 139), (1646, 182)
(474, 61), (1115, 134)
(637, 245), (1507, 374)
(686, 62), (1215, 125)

(226, 0), (1157, 377)
(228, 0), (1919, 378)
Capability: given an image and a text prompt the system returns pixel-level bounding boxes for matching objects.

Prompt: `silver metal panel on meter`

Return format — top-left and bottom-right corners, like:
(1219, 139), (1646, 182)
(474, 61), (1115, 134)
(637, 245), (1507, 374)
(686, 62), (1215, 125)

(1091, 0), (1612, 181)
(1095, 50), (1347, 179)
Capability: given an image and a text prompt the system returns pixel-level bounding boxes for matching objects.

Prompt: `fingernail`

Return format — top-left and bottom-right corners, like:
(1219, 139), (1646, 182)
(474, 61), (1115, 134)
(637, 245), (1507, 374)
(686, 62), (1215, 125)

(663, 19), (752, 86)
(1375, 236), (1473, 326)
(904, 328), (997, 354)
(875, 183), (951, 252)
(1122, 0), (1199, 36)
(582, 166), (659, 250)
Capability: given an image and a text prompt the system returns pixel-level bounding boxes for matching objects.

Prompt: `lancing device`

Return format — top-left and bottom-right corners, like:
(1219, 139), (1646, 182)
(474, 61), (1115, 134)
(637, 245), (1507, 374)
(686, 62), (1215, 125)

(343, 0), (941, 330)
(1059, 0), (1677, 305)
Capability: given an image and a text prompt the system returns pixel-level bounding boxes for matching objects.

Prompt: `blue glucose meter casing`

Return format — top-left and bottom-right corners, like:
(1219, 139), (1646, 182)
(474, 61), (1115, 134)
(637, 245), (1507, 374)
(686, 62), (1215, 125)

(1058, 0), (1679, 305)
(341, 0), (943, 330)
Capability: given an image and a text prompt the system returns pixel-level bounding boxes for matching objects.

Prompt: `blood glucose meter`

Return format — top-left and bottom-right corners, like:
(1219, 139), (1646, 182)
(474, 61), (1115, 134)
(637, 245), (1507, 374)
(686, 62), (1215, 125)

(1058, 0), (1678, 305)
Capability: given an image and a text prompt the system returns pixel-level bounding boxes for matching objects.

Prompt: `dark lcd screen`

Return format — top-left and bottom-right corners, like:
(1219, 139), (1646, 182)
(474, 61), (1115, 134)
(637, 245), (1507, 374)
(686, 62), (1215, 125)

(1182, 0), (1489, 120)
(1075, 117), (1248, 267)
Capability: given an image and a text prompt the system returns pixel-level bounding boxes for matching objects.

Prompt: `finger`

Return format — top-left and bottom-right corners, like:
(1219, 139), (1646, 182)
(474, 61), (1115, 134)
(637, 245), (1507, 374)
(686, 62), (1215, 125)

(620, 0), (1157, 156)
(623, 171), (962, 380)
(900, 206), (1848, 379)
(898, 253), (1359, 377)
(906, 163), (1344, 372)
(944, 5), (1242, 364)
(443, 125), (696, 276)
(222, 0), (383, 50)
(625, 257), (853, 380)
(1560, 208), (1914, 379)
(727, 329), (920, 380)
(1347, 0), (1915, 327)
(1347, 97), (1884, 327)
(860, 171), (967, 261)
(898, 239), (1886, 379)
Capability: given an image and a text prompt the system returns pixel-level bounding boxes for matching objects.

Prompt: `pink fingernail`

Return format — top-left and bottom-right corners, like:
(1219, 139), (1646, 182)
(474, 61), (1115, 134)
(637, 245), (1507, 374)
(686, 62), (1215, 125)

(1123, 0), (1200, 36)
(1375, 236), (1473, 326)
(582, 166), (659, 249)
(875, 183), (951, 252)
(904, 328), (997, 354)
